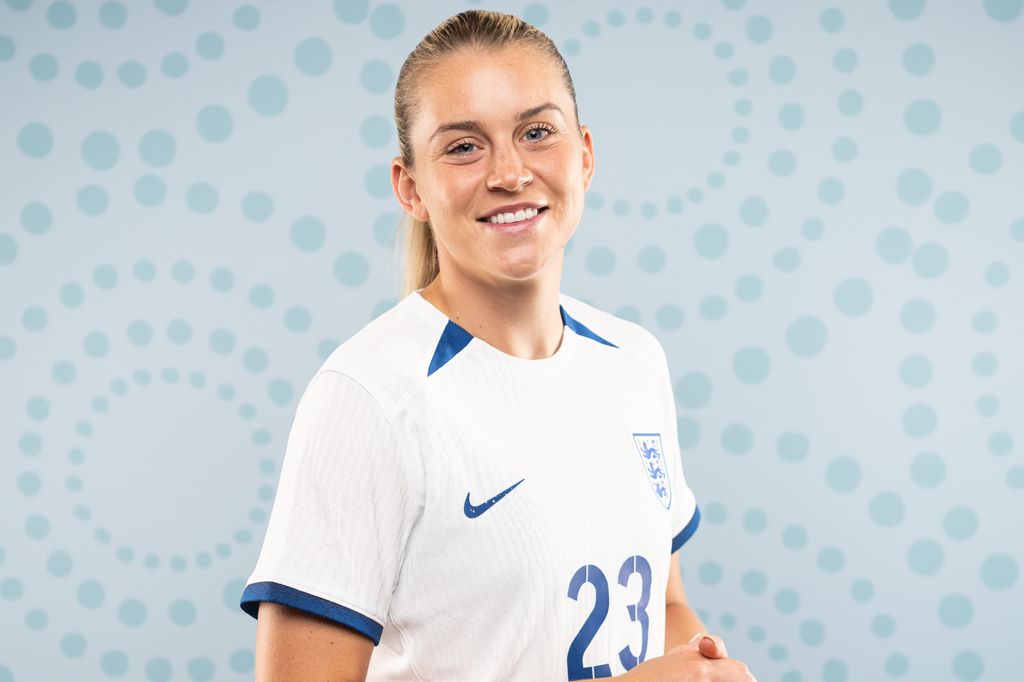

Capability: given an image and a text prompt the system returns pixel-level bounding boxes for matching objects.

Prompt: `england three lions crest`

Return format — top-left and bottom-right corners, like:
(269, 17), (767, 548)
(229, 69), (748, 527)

(632, 432), (672, 509)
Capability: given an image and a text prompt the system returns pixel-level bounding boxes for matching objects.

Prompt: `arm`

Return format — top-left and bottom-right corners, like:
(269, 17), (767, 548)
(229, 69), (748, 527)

(255, 602), (373, 682)
(664, 549), (708, 652)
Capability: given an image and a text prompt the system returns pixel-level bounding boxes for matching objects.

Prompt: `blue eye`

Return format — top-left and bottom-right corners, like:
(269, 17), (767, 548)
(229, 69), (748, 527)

(446, 124), (555, 156)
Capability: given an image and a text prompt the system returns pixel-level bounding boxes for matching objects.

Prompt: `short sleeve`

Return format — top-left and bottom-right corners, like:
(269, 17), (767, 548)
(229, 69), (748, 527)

(648, 333), (701, 553)
(239, 370), (423, 645)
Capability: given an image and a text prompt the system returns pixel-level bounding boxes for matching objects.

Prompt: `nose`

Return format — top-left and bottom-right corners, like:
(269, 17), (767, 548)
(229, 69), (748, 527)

(485, 141), (532, 192)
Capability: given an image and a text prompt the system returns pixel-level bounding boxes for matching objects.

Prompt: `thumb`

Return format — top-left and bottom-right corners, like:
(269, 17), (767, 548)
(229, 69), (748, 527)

(698, 634), (728, 659)
(667, 632), (704, 655)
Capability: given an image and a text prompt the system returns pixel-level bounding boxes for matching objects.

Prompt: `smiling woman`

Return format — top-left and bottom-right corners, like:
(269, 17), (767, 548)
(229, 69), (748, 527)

(240, 9), (752, 682)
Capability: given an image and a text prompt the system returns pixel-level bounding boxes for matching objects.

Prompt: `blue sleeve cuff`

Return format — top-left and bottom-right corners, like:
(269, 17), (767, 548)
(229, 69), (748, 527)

(671, 504), (701, 553)
(240, 581), (384, 646)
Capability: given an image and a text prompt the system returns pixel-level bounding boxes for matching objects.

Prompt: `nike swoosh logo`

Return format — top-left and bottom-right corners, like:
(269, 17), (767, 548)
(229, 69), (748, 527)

(464, 478), (525, 518)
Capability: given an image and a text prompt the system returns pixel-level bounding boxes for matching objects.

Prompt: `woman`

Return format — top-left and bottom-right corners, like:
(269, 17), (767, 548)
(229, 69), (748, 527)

(240, 10), (755, 681)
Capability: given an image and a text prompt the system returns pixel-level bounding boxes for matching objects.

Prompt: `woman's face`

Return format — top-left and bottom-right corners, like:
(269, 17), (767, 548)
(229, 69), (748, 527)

(392, 45), (595, 288)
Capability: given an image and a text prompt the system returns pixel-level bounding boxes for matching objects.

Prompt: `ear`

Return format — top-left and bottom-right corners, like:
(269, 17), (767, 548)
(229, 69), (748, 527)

(579, 124), (595, 192)
(391, 156), (430, 222)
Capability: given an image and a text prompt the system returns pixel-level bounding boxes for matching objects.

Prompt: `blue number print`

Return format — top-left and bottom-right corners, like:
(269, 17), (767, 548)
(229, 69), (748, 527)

(566, 565), (613, 680)
(617, 555), (652, 671)
(566, 555), (653, 679)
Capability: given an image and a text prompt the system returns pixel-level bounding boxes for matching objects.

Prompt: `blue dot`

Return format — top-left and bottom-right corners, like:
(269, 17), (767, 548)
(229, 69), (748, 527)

(877, 227), (913, 263)
(134, 174), (166, 206)
(74, 60), (103, 88)
(902, 42), (935, 75)
(18, 122), (54, 158)
(769, 55), (796, 84)
(733, 347), (770, 383)
(905, 99), (941, 135)
(196, 105), (233, 142)
(890, 0), (926, 19)
(693, 223), (728, 258)
(187, 657), (215, 680)
(834, 277), (872, 315)
(369, 3), (404, 38)
(334, 0), (369, 23)
(869, 491), (905, 526)
(186, 182), (218, 213)
(938, 594), (973, 628)
(360, 115), (391, 147)
(943, 507), (978, 540)
(161, 51), (189, 77)
(233, 4), (259, 30)
(885, 653), (909, 676)
(118, 598), (147, 626)
(850, 578), (874, 602)
(145, 657), (174, 681)
(138, 129), (175, 167)
(209, 328), (236, 352)
(47, 1), (76, 28)
(0, 35), (13, 62)
(523, 3), (548, 26)
(901, 166), (933, 204)
(899, 354), (932, 387)
(818, 177), (845, 204)
(832, 136), (857, 161)
(242, 191), (273, 222)
(837, 89), (864, 116)
(746, 15), (772, 42)
(196, 31), (224, 59)
(826, 456), (862, 492)
(776, 432), (809, 463)
(169, 598), (197, 625)
(117, 60), (146, 87)
(290, 215), (326, 252)
(47, 550), (73, 576)
(908, 538), (944, 575)
(77, 579), (106, 608)
(698, 560), (723, 585)
(76, 185), (109, 216)
(768, 149), (796, 175)
(984, 0), (1022, 21)
(934, 191), (969, 223)
(155, 0), (188, 16)
(80, 130), (120, 171)
(742, 507), (767, 531)
(98, 2), (126, 29)
(781, 524), (808, 550)
(912, 242), (948, 278)
(952, 650), (984, 680)
(799, 619), (825, 646)
(637, 245), (666, 273)
(980, 554), (1018, 590)
(100, 650), (129, 676)
(739, 196), (768, 225)
(872, 614), (896, 638)
(820, 7), (845, 31)
(776, 588), (801, 613)
(585, 246), (615, 275)
(818, 546), (845, 572)
(901, 298), (935, 333)
(248, 75), (288, 116)
(294, 37), (332, 75)
(20, 201), (52, 234)
(741, 570), (767, 594)
(833, 48), (858, 72)
(360, 59), (392, 93)
(60, 632), (87, 658)
(209, 267), (234, 292)
(969, 143), (1002, 174)
(783, 316), (826, 358)
(29, 52), (58, 81)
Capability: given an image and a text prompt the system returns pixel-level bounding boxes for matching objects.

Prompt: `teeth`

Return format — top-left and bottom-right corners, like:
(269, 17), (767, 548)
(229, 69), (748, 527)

(487, 207), (540, 224)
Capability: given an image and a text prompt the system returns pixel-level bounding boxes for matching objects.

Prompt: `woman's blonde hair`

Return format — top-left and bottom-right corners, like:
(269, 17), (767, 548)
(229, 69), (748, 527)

(392, 9), (581, 297)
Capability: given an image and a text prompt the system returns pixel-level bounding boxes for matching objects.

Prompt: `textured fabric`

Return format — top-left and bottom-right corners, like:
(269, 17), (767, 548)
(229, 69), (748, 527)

(241, 288), (700, 681)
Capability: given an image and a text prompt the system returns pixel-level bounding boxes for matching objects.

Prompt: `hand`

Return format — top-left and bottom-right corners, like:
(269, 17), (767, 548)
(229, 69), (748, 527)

(617, 632), (756, 681)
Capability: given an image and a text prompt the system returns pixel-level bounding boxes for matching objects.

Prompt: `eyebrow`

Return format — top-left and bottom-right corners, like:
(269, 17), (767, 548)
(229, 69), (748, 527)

(429, 102), (565, 144)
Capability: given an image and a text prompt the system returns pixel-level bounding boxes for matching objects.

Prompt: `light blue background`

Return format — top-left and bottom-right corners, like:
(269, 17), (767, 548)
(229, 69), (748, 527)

(2, 0), (1023, 680)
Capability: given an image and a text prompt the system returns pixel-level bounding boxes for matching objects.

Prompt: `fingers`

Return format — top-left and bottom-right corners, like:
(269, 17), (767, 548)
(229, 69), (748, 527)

(698, 633), (728, 659)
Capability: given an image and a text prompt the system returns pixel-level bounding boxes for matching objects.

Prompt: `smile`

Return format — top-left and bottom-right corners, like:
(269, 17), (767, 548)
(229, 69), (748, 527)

(478, 206), (548, 234)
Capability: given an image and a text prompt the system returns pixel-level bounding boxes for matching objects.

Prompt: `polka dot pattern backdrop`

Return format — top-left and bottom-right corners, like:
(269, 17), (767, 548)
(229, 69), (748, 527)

(1, 0), (1022, 679)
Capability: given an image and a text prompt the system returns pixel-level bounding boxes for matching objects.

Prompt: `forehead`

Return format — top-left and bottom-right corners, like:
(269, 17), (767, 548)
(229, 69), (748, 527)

(415, 46), (566, 134)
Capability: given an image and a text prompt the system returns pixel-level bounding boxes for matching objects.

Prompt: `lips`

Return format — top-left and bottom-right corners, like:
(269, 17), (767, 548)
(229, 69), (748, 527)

(477, 206), (549, 224)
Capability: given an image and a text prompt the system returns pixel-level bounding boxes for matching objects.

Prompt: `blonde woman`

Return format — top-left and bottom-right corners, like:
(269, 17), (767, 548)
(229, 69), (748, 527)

(241, 10), (754, 682)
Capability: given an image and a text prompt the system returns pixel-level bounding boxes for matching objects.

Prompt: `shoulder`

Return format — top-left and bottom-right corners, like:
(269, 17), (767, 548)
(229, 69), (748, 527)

(304, 293), (441, 419)
(559, 291), (667, 367)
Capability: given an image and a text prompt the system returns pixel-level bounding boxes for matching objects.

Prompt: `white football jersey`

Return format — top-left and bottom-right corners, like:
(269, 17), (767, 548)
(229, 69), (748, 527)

(240, 288), (701, 681)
